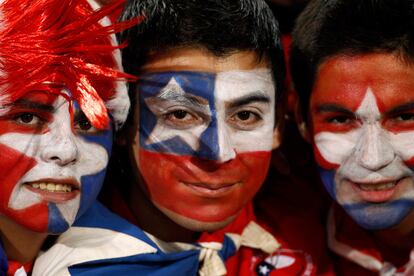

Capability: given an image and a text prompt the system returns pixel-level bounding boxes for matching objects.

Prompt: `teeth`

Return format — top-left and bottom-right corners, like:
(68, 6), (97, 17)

(29, 183), (73, 193)
(359, 182), (396, 191)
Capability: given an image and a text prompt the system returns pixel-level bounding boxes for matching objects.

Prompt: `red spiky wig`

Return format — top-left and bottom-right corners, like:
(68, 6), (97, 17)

(0, 0), (137, 129)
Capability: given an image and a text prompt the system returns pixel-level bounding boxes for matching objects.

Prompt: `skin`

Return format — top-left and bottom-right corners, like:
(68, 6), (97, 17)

(124, 48), (280, 242)
(305, 53), (414, 262)
(0, 90), (112, 262)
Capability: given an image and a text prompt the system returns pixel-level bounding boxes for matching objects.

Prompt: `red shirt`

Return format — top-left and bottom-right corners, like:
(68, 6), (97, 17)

(103, 184), (319, 275)
(329, 205), (413, 275)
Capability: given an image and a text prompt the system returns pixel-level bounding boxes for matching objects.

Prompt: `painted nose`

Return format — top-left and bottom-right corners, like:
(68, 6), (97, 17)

(41, 133), (79, 166)
(216, 125), (236, 163)
(356, 123), (394, 170)
(197, 121), (236, 162)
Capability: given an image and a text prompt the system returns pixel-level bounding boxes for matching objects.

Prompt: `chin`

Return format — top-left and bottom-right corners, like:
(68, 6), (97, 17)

(157, 204), (237, 232)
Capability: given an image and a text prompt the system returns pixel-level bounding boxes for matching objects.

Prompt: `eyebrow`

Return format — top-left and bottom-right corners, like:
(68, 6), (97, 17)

(156, 88), (208, 108)
(11, 99), (54, 112)
(386, 102), (414, 116)
(315, 104), (355, 116)
(227, 91), (271, 109)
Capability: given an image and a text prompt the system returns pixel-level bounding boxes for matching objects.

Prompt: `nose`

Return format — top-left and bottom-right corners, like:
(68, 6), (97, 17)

(197, 121), (236, 163)
(216, 126), (236, 163)
(356, 123), (394, 170)
(41, 131), (79, 166)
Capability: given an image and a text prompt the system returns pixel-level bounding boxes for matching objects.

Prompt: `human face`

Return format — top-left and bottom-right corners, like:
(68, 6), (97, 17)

(0, 90), (112, 234)
(310, 53), (414, 230)
(132, 49), (278, 230)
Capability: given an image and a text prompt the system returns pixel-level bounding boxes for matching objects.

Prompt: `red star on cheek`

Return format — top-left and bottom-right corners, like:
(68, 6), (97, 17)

(0, 144), (48, 231)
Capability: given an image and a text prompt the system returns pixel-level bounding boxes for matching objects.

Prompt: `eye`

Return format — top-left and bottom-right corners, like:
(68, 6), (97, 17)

(14, 113), (43, 127)
(394, 113), (414, 121)
(74, 118), (99, 134)
(325, 115), (355, 124)
(163, 109), (202, 129)
(229, 110), (262, 130)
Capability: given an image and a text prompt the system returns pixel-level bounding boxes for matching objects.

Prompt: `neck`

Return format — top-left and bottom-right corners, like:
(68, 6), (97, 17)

(372, 209), (414, 266)
(126, 176), (200, 243)
(0, 215), (47, 264)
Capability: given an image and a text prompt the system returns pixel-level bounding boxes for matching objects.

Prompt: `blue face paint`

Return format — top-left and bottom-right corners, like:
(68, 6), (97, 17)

(319, 166), (414, 230)
(45, 99), (113, 233)
(138, 71), (221, 160)
(343, 199), (414, 230)
(318, 167), (336, 199)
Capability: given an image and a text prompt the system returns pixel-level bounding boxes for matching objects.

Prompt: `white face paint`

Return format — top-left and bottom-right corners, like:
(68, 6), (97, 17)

(0, 93), (111, 233)
(315, 88), (414, 200)
(141, 69), (275, 160)
(214, 69), (276, 161)
(309, 53), (414, 230)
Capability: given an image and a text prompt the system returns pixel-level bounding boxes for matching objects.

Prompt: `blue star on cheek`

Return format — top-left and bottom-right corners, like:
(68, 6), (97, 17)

(46, 128), (113, 233)
(138, 71), (222, 160)
(76, 129), (113, 220)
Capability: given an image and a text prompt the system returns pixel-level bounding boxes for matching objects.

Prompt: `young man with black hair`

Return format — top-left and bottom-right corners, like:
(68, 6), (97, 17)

(291, 0), (414, 274)
(96, 0), (318, 275)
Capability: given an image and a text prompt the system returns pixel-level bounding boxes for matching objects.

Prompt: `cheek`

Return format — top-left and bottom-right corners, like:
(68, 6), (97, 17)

(0, 144), (48, 232)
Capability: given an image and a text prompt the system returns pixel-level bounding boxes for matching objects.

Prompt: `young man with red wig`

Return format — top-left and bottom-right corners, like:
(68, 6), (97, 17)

(0, 0), (132, 274)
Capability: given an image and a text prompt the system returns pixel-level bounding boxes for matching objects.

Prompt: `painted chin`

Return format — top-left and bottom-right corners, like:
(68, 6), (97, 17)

(339, 176), (413, 204)
(155, 203), (238, 232)
(23, 179), (80, 203)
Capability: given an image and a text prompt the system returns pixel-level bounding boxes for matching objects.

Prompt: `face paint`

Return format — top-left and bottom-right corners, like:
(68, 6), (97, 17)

(0, 91), (111, 233)
(136, 69), (275, 223)
(310, 54), (414, 230)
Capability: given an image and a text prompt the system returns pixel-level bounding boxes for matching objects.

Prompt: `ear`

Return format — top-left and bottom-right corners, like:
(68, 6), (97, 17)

(272, 124), (282, 150)
(294, 101), (312, 143)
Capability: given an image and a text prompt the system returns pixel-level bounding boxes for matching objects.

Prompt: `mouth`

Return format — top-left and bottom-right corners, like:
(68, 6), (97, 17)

(349, 178), (403, 203)
(182, 181), (240, 198)
(24, 179), (80, 203)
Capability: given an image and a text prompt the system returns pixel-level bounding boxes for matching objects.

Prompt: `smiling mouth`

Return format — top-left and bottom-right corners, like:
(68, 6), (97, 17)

(349, 178), (403, 203)
(24, 179), (80, 203)
(357, 181), (397, 191)
(28, 182), (75, 192)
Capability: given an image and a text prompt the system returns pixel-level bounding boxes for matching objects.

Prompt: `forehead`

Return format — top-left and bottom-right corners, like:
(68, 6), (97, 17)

(311, 53), (414, 111)
(141, 48), (270, 73)
(138, 69), (274, 100)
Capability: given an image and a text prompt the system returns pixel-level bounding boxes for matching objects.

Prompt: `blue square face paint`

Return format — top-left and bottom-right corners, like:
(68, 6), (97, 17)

(138, 71), (220, 160)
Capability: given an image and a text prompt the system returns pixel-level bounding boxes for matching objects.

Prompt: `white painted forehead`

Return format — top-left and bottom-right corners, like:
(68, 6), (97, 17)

(216, 68), (274, 83)
(215, 69), (275, 99)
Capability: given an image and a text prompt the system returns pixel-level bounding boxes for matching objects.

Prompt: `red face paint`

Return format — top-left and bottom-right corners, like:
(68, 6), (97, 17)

(139, 150), (271, 222)
(0, 144), (48, 231)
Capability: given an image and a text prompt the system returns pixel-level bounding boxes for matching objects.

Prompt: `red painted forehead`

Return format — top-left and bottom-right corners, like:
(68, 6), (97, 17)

(310, 53), (414, 113)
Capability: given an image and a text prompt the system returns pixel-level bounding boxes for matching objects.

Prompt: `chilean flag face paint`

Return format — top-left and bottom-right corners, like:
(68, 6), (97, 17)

(137, 69), (275, 223)
(310, 54), (414, 230)
(0, 91), (111, 233)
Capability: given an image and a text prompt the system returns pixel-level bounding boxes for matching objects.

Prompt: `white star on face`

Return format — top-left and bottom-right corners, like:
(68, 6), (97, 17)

(144, 77), (211, 152)
(0, 96), (109, 226)
(315, 88), (383, 165)
(315, 88), (414, 179)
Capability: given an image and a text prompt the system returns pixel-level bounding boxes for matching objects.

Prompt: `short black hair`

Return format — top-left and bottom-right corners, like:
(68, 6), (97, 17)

(290, 0), (414, 119)
(119, 0), (285, 121)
